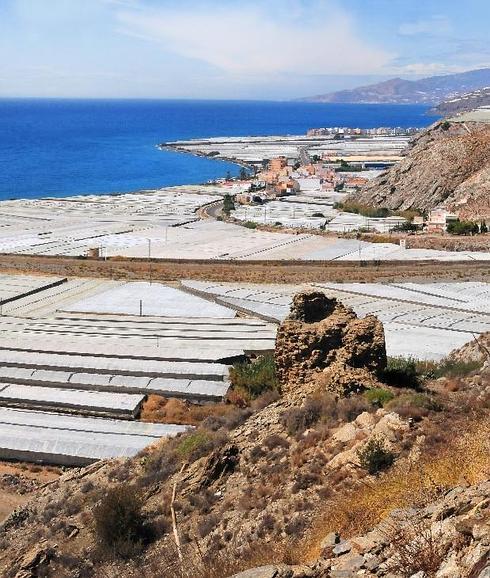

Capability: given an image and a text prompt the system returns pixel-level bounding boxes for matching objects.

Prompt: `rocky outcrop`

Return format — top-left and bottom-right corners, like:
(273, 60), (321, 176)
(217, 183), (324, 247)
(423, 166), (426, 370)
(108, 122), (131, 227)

(316, 481), (490, 577)
(231, 481), (490, 578)
(275, 292), (386, 397)
(450, 333), (490, 364)
(14, 541), (56, 578)
(348, 120), (490, 221)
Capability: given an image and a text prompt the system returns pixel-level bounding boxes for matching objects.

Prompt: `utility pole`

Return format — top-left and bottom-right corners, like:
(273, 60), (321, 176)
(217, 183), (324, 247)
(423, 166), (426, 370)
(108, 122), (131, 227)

(148, 239), (152, 285)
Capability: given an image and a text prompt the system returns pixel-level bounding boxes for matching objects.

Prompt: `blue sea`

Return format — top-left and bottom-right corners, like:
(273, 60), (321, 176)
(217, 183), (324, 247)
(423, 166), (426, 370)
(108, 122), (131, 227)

(0, 99), (440, 200)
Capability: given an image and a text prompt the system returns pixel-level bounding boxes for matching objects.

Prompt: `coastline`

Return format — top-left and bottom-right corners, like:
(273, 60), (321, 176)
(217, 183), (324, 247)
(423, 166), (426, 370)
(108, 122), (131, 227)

(0, 100), (437, 201)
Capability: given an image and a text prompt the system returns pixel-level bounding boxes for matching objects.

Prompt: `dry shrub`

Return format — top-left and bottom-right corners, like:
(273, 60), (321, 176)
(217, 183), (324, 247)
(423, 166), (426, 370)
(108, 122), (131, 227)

(383, 517), (448, 577)
(263, 434), (289, 450)
(187, 490), (218, 514)
(336, 395), (371, 422)
(301, 417), (490, 561)
(197, 513), (219, 538)
(140, 396), (249, 427)
(249, 445), (265, 462)
(138, 538), (302, 578)
(251, 389), (281, 411)
(282, 393), (370, 435)
(292, 471), (322, 493)
(93, 484), (150, 559)
(257, 513), (276, 537)
(285, 515), (307, 537)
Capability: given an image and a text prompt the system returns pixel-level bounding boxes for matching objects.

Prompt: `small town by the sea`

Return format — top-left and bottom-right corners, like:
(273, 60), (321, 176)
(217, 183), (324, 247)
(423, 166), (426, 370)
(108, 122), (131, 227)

(0, 2), (488, 577)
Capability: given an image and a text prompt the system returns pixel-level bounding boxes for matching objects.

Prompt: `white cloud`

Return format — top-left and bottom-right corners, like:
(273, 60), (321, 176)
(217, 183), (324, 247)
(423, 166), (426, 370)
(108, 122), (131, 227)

(115, 2), (392, 76)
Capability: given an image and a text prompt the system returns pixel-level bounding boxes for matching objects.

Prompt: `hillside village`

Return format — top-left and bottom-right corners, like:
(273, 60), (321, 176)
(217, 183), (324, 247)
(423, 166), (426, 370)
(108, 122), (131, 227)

(182, 109), (490, 236)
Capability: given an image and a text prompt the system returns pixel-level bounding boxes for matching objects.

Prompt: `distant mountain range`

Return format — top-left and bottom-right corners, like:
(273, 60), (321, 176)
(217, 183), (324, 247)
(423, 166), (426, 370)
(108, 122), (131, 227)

(300, 68), (490, 105)
(431, 87), (490, 116)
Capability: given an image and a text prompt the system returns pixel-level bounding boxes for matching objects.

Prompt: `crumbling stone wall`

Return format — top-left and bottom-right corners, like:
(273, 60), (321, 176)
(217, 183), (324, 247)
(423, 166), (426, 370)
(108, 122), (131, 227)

(275, 292), (386, 397)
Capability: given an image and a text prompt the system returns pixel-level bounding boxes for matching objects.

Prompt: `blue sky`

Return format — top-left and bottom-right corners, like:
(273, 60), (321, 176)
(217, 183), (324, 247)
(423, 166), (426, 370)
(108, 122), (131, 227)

(0, 0), (489, 99)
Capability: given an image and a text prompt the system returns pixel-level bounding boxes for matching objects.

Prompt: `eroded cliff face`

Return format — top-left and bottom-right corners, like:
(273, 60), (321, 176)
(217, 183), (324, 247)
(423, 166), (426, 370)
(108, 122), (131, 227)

(275, 292), (386, 397)
(348, 120), (490, 220)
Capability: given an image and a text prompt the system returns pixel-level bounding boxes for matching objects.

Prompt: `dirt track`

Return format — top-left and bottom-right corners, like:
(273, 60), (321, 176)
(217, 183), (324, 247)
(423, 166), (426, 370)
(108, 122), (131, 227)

(0, 254), (488, 284)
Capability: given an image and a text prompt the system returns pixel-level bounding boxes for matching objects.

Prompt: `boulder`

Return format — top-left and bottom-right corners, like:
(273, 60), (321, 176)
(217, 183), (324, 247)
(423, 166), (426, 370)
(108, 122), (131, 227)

(14, 541), (56, 578)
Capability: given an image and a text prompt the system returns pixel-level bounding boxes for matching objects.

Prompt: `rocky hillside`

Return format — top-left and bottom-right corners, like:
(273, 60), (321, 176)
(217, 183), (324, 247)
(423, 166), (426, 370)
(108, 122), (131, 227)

(300, 68), (490, 104)
(431, 88), (490, 116)
(347, 118), (490, 220)
(0, 294), (488, 578)
(232, 480), (490, 578)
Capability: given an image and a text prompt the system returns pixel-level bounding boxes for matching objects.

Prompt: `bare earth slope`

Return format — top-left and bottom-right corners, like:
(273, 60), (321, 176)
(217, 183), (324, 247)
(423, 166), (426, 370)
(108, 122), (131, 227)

(348, 119), (490, 220)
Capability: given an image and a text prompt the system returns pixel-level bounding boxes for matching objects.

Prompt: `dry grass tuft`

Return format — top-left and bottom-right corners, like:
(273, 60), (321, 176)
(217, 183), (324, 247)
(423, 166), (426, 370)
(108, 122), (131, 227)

(133, 538), (302, 578)
(383, 517), (450, 578)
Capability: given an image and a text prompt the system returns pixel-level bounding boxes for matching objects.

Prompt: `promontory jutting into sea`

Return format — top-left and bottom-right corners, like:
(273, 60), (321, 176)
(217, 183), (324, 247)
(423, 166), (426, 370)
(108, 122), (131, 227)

(0, 3), (489, 576)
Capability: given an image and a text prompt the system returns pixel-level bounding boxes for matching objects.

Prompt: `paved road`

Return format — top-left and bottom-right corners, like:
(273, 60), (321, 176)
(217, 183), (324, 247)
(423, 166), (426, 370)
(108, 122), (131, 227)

(200, 200), (224, 219)
(299, 146), (311, 166)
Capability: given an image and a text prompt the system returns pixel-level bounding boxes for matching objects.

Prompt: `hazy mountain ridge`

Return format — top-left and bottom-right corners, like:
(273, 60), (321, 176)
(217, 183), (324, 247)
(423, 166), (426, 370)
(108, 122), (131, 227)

(301, 68), (490, 104)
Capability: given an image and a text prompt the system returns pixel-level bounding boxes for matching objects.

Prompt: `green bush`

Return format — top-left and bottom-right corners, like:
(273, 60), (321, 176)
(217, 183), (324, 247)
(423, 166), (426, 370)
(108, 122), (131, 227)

(391, 221), (418, 232)
(364, 388), (395, 407)
(357, 436), (395, 475)
(222, 194), (236, 215)
(243, 221), (258, 229)
(335, 201), (391, 219)
(176, 429), (228, 462)
(384, 357), (420, 389)
(229, 354), (278, 399)
(93, 484), (148, 559)
(383, 356), (482, 389)
(177, 431), (211, 460)
(386, 393), (442, 414)
(426, 358), (483, 379)
(447, 220), (480, 236)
